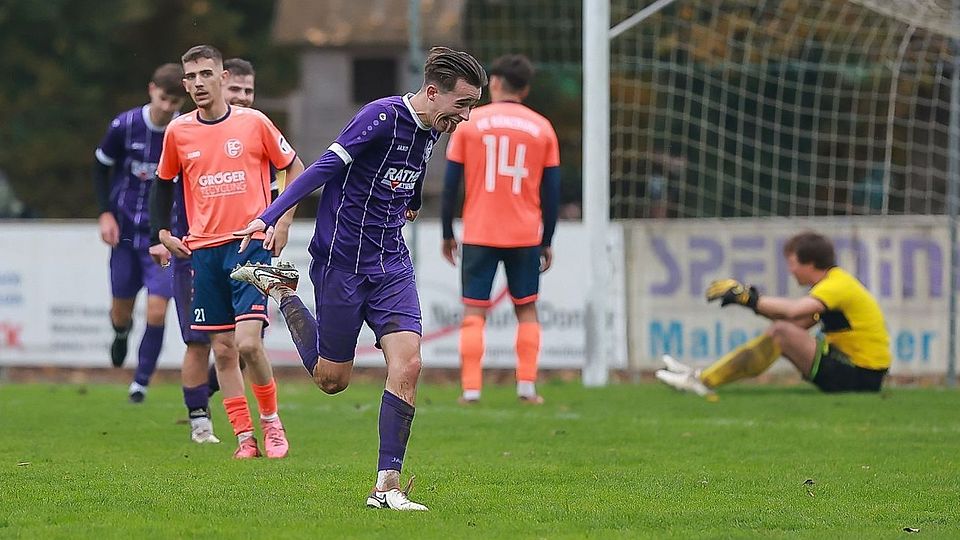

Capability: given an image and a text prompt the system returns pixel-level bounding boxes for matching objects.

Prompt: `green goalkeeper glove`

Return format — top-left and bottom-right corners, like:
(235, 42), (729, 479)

(705, 278), (760, 311)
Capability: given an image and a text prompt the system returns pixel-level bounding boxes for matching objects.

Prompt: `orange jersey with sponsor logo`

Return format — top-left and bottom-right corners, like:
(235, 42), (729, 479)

(446, 101), (560, 247)
(157, 106), (295, 249)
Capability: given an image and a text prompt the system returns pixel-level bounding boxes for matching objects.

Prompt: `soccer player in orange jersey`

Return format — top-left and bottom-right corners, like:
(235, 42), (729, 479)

(172, 57), (264, 445)
(441, 54), (561, 405)
(149, 45), (305, 459)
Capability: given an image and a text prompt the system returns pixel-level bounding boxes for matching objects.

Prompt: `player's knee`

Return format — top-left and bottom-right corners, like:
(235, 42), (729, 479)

(766, 321), (790, 344)
(235, 336), (263, 360)
(316, 374), (349, 395)
(211, 342), (238, 368)
(396, 353), (422, 381)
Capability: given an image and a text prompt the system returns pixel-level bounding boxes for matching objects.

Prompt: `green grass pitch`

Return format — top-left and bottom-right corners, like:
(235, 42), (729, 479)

(2, 380), (958, 538)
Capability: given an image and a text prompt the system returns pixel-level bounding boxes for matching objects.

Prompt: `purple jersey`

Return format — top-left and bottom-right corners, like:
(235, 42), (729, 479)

(96, 105), (170, 249)
(261, 94), (441, 274)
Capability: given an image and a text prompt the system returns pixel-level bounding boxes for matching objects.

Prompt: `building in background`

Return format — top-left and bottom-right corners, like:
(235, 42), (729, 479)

(270, 0), (466, 213)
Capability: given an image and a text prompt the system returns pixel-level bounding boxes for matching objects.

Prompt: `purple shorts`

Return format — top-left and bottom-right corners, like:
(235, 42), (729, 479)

(171, 256), (210, 345)
(110, 241), (173, 299)
(311, 263), (422, 362)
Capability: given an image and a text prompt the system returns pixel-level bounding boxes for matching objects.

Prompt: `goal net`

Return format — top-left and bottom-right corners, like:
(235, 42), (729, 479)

(609, 0), (958, 219)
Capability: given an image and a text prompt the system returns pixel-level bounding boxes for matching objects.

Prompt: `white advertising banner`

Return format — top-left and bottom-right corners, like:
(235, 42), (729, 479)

(0, 220), (627, 370)
(626, 216), (949, 376)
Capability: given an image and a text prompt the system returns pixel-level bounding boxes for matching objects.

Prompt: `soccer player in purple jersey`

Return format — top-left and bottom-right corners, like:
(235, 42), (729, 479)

(94, 63), (186, 403)
(166, 57), (263, 444)
(231, 47), (487, 510)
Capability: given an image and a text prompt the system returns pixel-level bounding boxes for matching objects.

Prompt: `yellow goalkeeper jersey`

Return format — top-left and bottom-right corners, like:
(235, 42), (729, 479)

(809, 267), (891, 370)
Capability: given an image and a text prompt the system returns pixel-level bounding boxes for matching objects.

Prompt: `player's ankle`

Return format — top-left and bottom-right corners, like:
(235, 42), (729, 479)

(376, 469), (401, 491)
(270, 286), (294, 302)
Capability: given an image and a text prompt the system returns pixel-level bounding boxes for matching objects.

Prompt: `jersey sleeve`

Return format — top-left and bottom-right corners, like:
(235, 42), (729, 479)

(809, 273), (846, 310)
(445, 122), (467, 164)
(258, 113), (297, 170)
(329, 103), (394, 164)
(543, 122), (560, 168)
(156, 126), (180, 181)
(95, 116), (125, 167)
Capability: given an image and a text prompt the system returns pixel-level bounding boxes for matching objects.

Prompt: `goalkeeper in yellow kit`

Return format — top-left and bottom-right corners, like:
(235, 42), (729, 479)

(656, 231), (890, 396)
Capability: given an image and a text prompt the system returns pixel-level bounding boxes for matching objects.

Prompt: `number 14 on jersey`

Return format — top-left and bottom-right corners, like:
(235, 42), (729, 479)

(482, 134), (528, 194)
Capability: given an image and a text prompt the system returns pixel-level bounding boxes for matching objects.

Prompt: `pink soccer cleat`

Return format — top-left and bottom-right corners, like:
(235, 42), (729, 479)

(233, 436), (262, 459)
(261, 417), (289, 459)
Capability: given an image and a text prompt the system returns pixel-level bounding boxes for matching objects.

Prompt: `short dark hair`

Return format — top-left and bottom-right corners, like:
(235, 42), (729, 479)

(181, 44), (223, 67)
(489, 54), (534, 93)
(151, 63), (186, 96)
(423, 46), (487, 92)
(223, 58), (255, 78)
(783, 231), (836, 270)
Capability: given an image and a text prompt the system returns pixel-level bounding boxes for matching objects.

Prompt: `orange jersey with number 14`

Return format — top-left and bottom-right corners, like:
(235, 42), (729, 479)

(446, 101), (560, 248)
(156, 106), (296, 249)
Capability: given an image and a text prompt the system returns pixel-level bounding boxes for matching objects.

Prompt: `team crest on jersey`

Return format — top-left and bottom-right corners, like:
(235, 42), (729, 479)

(224, 139), (243, 158)
(423, 140), (434, 162)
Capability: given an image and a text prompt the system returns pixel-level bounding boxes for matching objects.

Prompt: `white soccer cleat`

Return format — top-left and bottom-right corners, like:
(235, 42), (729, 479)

(190, 417), (221, 444)
(655, 368), (714, 397)
(366, 477), (428, 511)
(661, 354), (693, 374)
(230, 262), (299, 299)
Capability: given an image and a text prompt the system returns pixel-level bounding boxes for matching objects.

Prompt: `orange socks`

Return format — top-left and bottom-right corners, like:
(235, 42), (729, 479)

(251, 378), (278, 418)
(460, 315), (485, 393)
(223, 396), (253, 436)
(516, 322), (541, 383)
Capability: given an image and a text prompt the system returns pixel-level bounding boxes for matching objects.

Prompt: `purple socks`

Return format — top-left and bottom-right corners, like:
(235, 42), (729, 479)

(182, 384), (209, 417)
(280, 295), (319, 374)
(133, 324), (164, 386)
(378, 390), (415, 471)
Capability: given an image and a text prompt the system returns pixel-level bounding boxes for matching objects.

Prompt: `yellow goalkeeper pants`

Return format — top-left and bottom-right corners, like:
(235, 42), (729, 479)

(700, 334), (781, 388)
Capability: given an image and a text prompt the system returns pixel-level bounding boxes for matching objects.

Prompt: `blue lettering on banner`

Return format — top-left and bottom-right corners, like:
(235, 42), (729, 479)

(649, 234), (945, 299)
(649, 319), (938, 364)
(648, 319), (762, 359)
(894, 330), (936, 363)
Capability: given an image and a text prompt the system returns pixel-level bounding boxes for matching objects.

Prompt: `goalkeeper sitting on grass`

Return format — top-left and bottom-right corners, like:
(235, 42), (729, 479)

(657, 231), (890, 396)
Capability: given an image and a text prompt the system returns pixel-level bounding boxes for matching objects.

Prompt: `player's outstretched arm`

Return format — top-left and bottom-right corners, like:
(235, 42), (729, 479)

(268, 156), (306, 256)
(258, 150), (344, 227)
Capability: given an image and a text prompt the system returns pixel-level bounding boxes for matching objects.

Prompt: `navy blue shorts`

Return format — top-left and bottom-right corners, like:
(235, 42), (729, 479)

(190, 239), (271, 332)
(310, 262), (422, 362)
(171, 256), (210, 344)
(461, 244), (541, 307)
